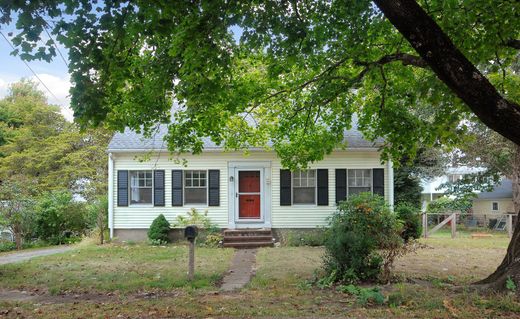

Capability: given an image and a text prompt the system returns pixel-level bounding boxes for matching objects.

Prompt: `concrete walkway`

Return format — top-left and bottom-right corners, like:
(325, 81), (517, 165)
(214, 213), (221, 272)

(0, 246), (72, 265)
(220, 249), (257, 292)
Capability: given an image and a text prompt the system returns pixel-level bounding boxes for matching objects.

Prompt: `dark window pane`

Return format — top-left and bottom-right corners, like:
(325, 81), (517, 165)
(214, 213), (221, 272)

(130, 187), (152, 204)
(348, 187), (371, 196)
(185, 188), (207, 204)
(293, 187), (315, 204)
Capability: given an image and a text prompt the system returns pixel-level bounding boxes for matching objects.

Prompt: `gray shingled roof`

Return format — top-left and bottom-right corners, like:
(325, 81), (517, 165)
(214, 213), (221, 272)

(476, 179), (513, 200)
(108, 124), (382, 151)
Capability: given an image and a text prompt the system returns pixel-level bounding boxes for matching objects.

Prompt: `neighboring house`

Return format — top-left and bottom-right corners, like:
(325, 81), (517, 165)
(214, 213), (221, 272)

(107, 125), (394, 242)
(472, 179), (514, 224)
(420, 166), (484, 211)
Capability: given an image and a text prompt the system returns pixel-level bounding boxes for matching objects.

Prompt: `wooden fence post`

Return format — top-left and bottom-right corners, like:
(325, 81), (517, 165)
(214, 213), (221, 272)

(507, 214), (513, 239)
(422, 213), (428, 238)
(451, 213), (456, 238)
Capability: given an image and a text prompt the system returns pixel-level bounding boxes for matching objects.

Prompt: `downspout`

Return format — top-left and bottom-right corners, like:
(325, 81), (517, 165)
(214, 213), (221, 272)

(387, 160), (394, 210)
(108, 152), (114, 239)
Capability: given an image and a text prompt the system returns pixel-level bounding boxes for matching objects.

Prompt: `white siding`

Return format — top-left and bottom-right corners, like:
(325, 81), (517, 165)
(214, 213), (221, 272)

(111, 150), (390, 229)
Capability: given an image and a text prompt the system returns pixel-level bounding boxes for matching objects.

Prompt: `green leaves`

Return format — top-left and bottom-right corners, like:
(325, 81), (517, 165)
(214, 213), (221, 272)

(1, 0), (519, 167)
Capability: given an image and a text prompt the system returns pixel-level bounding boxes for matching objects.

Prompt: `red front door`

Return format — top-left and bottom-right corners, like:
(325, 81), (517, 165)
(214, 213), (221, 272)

(238, 170), (261, 219)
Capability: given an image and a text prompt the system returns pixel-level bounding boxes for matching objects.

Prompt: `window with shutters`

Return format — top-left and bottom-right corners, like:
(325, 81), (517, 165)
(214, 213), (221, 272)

(130, 170), (153, 204)
(292, 170), (316, 204)
(348, 169), (372, 195)
(184, 170), (208, 204)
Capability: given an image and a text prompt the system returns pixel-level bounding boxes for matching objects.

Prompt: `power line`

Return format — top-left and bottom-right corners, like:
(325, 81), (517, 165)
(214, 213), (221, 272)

(0, 30), (62, 103)
(39, 15), (69, 68)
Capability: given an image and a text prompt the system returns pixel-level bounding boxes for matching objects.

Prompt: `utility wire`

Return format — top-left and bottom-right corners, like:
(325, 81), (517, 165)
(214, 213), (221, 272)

(39, 15), (69, 68)
(0, 30), (62, 103)
(0, 29), (75, 120)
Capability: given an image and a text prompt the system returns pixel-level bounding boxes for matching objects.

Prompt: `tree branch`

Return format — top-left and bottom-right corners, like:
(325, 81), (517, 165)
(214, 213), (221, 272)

(355, 53), (428, 68)
(374, 0), (520, 146)
(505, 39), (520, 50)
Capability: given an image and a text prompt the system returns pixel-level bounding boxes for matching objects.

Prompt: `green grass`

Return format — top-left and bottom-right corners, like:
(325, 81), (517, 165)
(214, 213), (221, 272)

(0, 243), (234, 294)
(0, 236), (518, 318)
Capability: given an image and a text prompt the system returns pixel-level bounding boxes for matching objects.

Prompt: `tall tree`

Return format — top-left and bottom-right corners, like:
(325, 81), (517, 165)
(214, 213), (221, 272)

(0, 81), (112, 199)
(1, 0), (519, 291)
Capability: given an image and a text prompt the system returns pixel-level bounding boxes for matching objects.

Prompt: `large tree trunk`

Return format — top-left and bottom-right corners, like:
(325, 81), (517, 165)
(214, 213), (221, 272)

(373, 0), (520, 292)
(475, 146), (520, 292)
(373, 0), (520, 146)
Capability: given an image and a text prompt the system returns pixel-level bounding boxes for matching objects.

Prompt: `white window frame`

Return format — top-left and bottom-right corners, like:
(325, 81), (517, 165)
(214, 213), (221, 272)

(492, 202), (499, 211)
(292, 169), (317, 205)
(129, 170), (153, 206)
(347, 169), (373, 198)
(183, 170), (209, 206)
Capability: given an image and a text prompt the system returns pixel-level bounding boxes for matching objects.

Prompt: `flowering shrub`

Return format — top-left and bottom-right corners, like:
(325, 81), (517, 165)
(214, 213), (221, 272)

(323, 193), (403, 284)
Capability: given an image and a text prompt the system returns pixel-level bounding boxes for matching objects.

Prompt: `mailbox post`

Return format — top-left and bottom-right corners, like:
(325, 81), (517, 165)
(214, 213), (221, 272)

(184, 225), (198, 281)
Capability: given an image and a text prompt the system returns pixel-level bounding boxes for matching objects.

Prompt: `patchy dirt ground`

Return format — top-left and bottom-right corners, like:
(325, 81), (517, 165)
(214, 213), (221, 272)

(0, 235), (518, 318)
(394, 239), (507, 283)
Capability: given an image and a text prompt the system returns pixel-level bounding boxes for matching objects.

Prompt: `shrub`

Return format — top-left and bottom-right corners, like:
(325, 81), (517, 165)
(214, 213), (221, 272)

(148, 214), (171, 244)
(337, 284), (385, 306)
(396, 204), (422, 242)
(174, 208), (221, 246)
(323, 193), (403, 284)
(86, 196), (109, 244)
(34, 191), (88, 245)
(0, 240), (16, 252)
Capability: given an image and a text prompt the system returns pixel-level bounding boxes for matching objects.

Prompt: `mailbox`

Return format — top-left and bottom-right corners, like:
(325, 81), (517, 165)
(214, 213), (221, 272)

(184, 225), (198, 241)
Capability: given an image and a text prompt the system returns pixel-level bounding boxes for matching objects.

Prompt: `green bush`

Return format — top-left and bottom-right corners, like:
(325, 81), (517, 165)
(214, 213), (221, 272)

(0, 240), (16, 252)
(34, 191), (88, 245)
(396, 204), (422, 242)
(337, 284), (385, 306)
(174, 208), (221, 246)
(148, 214), (171, 243)
(323, 193), (403, 284)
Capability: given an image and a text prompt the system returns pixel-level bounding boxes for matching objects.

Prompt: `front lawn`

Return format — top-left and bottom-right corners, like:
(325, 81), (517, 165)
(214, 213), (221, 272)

(0, 235), (519, 318)
(0, 243), (234, 294)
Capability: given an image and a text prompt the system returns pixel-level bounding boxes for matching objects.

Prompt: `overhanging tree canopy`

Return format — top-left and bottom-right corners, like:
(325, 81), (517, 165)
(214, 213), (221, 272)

(1, 0), (519, 290)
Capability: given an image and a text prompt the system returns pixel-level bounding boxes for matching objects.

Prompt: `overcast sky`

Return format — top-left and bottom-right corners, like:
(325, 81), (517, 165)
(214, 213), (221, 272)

(0, 27), (74, 121)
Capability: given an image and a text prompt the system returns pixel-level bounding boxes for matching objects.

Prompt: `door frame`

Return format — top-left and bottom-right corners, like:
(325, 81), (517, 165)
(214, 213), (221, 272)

(228, 161), (272, 229)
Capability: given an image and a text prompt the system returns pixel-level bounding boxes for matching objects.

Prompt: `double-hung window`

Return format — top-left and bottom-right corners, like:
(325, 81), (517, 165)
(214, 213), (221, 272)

(184, 170), (208, 205)
(292, 170), (316, 204)
(130, 170), (153, 204)
(348, 169), (372, 195)
(492, 202), (499, 211)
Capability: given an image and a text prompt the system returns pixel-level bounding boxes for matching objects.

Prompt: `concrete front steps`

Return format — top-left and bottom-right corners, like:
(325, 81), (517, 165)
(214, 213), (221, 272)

(223, 229), (274, 248)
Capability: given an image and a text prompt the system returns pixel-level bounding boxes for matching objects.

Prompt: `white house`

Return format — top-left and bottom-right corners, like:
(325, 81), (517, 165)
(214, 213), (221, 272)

(420, 166), (484, 211)
(107, 125), (394, 245)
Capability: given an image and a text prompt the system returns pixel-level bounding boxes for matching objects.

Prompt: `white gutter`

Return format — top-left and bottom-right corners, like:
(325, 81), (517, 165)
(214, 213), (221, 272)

(387, 159), (394, 210)
(108, 152), (114, 239)
(106, 147), (381, 153)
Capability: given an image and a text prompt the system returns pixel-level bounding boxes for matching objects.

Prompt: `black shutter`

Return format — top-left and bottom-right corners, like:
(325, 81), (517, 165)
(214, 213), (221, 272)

(208, 170), (220, 206)
(335, 169), (347, 204)
(172, 170), (183, 206)
(373, 168), (385, 196)
(153, 170), (165, 206)
(317, 169), (329, 206)
(117, 170), (129, 207)
(280, 169), (292, 206)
